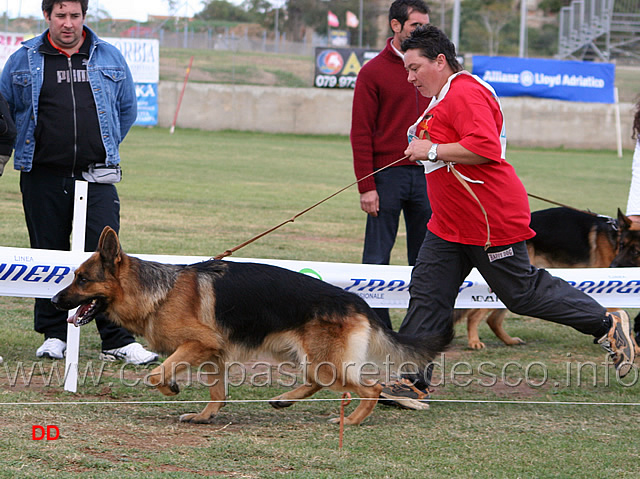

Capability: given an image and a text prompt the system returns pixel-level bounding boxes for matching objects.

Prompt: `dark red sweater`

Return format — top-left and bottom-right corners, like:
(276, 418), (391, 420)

(350, 37), (430, 193)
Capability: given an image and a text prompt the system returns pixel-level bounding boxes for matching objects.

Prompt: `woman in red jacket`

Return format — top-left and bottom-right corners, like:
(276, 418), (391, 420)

(379, 25), (637, 408)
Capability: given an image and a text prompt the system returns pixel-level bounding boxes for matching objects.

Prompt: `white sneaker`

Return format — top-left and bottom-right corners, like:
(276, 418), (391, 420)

(36, 338), (67, 359)
(100, 342), (159, 365)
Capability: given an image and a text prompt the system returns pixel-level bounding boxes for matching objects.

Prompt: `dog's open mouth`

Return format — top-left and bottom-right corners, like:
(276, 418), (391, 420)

(67, 300), (100, 327)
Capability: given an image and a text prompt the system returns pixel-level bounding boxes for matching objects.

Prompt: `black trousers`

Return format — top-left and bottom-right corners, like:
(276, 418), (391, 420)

(20, 169), (134, 350)
(399, 231), (610, 388)
(362, 166), (431, 328)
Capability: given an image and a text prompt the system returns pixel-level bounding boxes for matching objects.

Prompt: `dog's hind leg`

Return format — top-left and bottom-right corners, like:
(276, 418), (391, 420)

(486, 310), (525, 346)
(269, 382), (323, 409)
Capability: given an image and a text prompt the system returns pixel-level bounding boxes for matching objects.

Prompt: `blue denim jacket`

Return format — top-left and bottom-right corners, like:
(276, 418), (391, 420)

(0, 26), (137, 172)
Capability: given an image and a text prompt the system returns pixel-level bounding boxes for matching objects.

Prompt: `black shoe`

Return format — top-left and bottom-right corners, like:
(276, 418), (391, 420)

(379, 379), (430, 410)
(598, 310), (636, 377)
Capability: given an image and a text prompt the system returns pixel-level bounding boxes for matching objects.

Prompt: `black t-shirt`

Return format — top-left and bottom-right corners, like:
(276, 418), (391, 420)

(33, 29), (106, 175)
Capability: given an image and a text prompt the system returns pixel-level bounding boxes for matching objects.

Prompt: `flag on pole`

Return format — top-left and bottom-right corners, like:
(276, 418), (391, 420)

(346, 11), (359, 28)
(328, 10), (340, 28)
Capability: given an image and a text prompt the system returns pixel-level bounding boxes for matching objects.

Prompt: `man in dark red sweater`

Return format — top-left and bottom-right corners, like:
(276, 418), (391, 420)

(350, 0), (432, 328)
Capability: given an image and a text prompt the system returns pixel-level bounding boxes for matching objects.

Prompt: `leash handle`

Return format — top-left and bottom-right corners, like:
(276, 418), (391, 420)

(448, 164), (492, 250)
(214, 155), (411, 260)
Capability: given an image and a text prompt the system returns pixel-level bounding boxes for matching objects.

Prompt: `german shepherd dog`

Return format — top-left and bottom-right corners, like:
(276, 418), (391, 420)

(52, 227), (452, 425)
(611, 209), (640, 268)
(611, 209), (640, 347)
(454, 207), (620, 349)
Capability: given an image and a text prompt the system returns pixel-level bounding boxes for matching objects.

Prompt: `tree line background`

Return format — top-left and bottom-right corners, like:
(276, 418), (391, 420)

(190, 0), (568, 57)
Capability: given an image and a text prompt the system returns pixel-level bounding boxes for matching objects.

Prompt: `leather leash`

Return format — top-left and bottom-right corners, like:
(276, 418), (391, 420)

(447, 174), (614, 251)
(213, 156), (611, 260)
(448, 164), (492, 250)
(213, 155), (410, 260)
(526, 192), (601, 217)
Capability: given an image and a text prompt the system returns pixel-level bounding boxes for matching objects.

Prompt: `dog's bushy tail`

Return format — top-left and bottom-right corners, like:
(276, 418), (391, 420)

(367, 319), (455, 374)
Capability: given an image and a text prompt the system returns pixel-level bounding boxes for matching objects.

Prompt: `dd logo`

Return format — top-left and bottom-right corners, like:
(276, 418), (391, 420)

(32, 425), (60, 441)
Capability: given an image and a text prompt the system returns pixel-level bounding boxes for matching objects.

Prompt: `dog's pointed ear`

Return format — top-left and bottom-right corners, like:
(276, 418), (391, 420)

(617, 208), (632, 229)
(98, 226), (122, 266)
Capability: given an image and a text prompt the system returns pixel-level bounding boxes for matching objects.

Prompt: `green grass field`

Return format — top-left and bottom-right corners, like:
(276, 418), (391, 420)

(0, 128), (639, 478)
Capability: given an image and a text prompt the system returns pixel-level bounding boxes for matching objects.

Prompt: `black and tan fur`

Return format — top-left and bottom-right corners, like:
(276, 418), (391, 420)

(52, 227), (452, 425)
(611, 209), (640, 268)
(611, 209), (640, 348)
(454, 207), (620, 350)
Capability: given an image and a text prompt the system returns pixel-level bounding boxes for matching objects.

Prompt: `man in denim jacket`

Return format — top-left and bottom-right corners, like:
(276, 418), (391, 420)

(0, 0), (157, 365)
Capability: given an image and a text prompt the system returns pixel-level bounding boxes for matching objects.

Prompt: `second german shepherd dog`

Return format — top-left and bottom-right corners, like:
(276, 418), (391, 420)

(611, 209), (640, 347)
(52, 227), (452, 425)
(454, 207), (620, 349)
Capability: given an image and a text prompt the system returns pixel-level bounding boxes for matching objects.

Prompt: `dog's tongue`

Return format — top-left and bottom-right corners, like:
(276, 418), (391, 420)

(67, 311), (80, 326)
(67, 304), (91, 326)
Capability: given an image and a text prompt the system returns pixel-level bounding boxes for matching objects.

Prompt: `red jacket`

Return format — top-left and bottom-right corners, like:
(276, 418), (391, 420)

(350, 37), (430, 193)
(424, 74), (534, 246)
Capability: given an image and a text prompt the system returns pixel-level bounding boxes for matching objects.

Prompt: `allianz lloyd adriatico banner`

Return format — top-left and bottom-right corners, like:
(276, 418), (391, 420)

(2, 247), (640, 308)
(472, 56), (615, 104)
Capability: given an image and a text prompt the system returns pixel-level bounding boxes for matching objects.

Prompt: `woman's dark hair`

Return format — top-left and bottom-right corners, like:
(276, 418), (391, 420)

(401, 25), (463, 73)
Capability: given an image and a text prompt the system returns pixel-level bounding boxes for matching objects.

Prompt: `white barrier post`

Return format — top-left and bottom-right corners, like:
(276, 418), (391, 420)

(64, 180), (88, 393)
(615, 87), (623, 159)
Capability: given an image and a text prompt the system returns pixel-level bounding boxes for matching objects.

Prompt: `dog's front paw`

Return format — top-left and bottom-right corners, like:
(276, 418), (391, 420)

(269, 398), (295, 409)
(328, 417), (364, 425)
(179, 412), (213, 424)
(157, 381), (180, 396)
(505, 337), (525, 346)
(469, 340), (486, 350)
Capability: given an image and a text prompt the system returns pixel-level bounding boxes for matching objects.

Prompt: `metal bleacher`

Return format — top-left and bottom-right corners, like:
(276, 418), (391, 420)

(557, 0), (640, 61)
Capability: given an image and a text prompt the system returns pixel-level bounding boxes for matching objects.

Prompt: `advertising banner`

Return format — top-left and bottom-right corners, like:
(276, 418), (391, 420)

(2, 246), (640, 308)
(0, 31), (29, 70)
(329, 30), (349, 47)
(472, 56), (616, 103)
(104, 37), (160, 126)
(314, 46), (379, 89)
(133, 83), (159, 126)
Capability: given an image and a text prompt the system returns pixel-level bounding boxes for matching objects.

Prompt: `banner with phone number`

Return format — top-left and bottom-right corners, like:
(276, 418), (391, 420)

(2, 246), (640, 308)
(314, 46), (379, 89)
